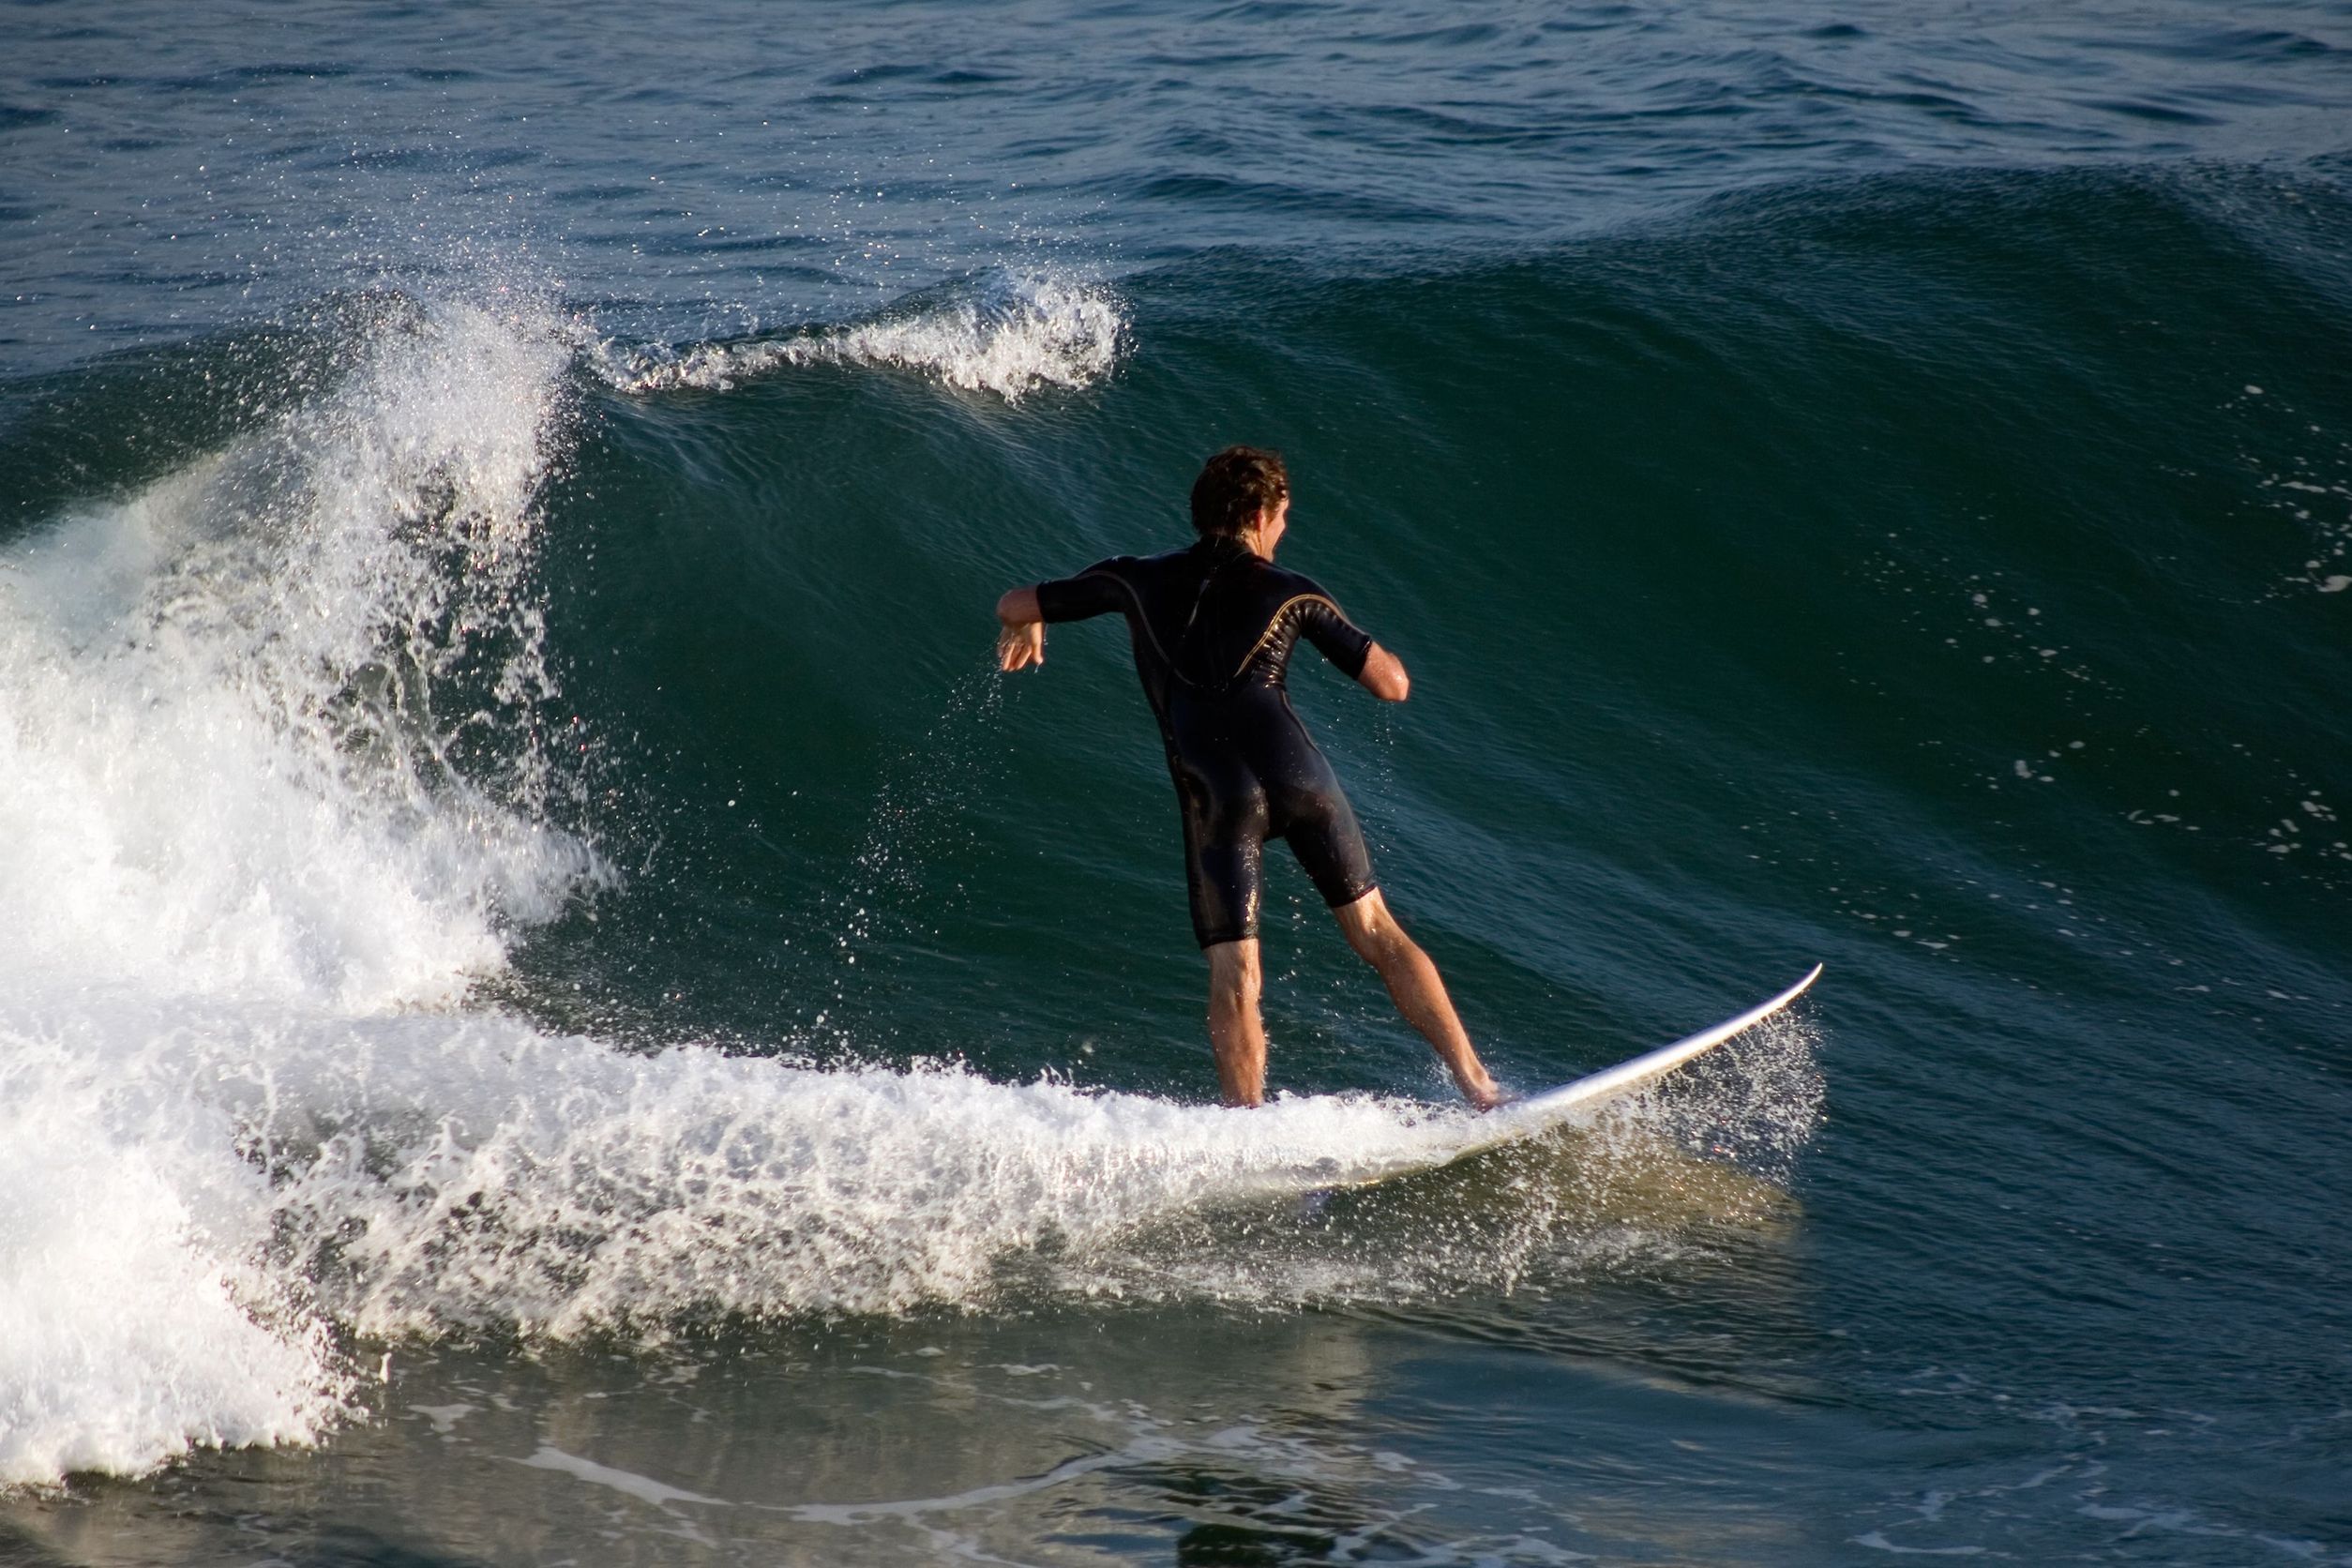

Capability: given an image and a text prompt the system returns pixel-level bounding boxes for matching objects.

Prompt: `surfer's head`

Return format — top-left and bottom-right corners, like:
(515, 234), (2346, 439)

(1191, 445), (1289, 539)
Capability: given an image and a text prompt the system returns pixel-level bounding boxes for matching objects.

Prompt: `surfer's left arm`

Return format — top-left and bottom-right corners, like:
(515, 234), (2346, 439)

(997, 562), (1129, 671)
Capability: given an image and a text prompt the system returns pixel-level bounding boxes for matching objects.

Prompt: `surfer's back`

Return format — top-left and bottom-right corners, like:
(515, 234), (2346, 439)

(1040, 539), (1370, 702)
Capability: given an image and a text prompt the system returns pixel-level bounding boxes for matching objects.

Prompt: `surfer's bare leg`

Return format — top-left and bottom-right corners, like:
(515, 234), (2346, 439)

(1205, 939), (1267, 1107)
(1334, 890), (1502, 1108)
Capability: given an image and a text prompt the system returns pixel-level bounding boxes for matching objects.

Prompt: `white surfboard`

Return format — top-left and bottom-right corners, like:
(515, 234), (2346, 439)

(1307, 963), (1822, 1192)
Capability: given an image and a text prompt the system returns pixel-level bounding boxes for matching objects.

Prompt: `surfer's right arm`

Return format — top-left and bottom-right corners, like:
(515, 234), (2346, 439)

(994, 586), (1046, 671)
(1290, 582), (1409, 702)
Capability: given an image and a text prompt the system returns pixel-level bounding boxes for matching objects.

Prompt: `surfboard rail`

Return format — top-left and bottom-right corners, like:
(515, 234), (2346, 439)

(1506, 961), (1823, 1123)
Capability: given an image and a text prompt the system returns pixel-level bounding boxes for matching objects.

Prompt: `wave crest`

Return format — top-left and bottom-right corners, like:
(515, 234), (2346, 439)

(598, 272), (1126, 401)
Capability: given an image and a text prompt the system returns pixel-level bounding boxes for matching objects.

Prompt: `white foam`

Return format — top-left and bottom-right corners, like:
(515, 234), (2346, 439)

(599, 272), (1125, 401)
(0, 981), (1483, 1489)
(0, 985), (1810, 1488)
(0, 293), (598, 1487)
(206, 1005), (1474, 1336)
(0, 1033), (347, 1486)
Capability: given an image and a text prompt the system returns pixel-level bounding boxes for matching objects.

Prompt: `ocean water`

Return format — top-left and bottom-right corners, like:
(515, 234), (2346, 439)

(2, 3), (2348, 1562)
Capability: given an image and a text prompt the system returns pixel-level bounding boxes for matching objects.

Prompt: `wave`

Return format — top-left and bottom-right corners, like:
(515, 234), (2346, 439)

(0, 1025), (349, 1487)
(0, 280), (1820, 1489)
(0, 290), (597, 1485)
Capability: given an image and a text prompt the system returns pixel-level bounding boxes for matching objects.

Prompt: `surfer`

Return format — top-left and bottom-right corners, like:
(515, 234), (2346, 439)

(994, 445), (1503, 1109)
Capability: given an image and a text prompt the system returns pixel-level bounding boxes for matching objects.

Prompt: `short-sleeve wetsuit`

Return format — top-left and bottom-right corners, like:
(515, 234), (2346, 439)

(1034, 535), (1380, 948)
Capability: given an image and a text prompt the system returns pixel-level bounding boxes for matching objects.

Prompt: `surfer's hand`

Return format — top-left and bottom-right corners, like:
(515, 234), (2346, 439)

(1357, 642), (1410, 701)
(996, 618), (1044, 671)
(995, 587), (1045, 671)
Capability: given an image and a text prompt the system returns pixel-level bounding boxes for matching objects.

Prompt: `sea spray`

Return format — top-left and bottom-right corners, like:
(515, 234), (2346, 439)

(0, 295), (596, 1008)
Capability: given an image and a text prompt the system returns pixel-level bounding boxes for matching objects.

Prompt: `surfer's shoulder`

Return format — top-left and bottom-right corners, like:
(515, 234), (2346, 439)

(1136, 544), (1201, 573)
(1263, 563), (1345, 612)
(1063, 553), (1144, 586)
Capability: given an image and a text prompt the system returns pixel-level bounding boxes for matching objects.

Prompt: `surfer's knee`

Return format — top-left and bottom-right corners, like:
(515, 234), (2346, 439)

(1334, 889), (1408, 964)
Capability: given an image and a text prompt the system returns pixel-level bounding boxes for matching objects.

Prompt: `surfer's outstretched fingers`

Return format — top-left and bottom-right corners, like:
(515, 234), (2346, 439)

(995, 619), (1043, 671)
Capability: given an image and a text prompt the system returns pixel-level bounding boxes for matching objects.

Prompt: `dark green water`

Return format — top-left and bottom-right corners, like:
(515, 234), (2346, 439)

(3, 4), (2349, 1562)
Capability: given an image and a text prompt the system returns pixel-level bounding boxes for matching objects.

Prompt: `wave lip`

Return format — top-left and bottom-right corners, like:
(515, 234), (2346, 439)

(598, 270), (1127, 400)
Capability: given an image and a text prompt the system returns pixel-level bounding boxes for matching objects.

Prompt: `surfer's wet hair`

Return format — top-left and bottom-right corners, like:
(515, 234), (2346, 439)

(1191, 445), (1289, 537)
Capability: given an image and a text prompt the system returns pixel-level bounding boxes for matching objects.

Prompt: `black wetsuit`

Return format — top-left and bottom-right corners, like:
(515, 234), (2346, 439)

(1035, 536), (1380, 947)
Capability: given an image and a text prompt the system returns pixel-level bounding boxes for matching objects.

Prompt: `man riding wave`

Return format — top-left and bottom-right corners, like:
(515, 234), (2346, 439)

(994, 445), (1502, 1108)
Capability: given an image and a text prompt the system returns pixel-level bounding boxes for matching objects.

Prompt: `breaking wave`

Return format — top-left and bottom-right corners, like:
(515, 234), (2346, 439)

(0, 278), (1817, 1490)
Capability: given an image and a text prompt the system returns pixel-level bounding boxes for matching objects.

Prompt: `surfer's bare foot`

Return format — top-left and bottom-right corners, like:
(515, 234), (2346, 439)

(1460, 1076), (1506, 1111)
(1334, 891), (1500, 1103)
